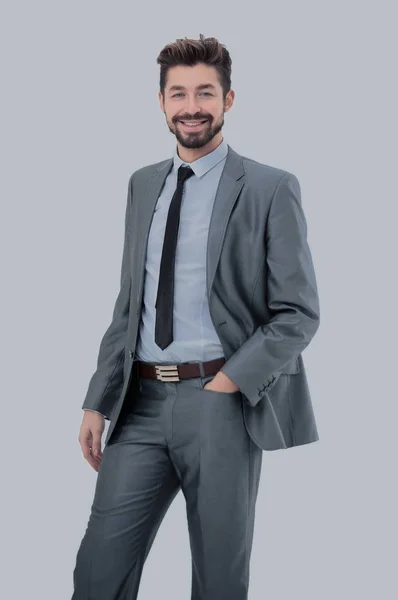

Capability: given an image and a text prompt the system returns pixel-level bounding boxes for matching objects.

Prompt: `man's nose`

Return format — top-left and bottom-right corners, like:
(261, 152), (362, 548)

(184, 98), (203, 117)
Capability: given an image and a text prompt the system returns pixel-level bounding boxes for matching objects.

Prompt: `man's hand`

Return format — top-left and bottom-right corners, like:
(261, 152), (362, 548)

(78, 410), (105, 472)
(203, 370), (240, 393)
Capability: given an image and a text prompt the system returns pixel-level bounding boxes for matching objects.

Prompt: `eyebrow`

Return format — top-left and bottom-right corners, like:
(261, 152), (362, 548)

(168, 83), (217, 92)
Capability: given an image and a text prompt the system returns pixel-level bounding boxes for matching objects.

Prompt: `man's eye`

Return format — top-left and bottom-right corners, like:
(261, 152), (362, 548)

(172, 92), (212, 97)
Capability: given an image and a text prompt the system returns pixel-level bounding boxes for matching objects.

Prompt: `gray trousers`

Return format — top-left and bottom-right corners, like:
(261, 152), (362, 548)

(72, 363), (263, 599)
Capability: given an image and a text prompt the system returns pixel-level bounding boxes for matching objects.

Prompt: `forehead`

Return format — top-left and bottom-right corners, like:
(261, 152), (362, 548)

(165, 64), (220, 90)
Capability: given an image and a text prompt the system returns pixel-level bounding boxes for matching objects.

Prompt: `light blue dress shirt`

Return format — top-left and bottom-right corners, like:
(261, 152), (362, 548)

(85, 138), (229, 417)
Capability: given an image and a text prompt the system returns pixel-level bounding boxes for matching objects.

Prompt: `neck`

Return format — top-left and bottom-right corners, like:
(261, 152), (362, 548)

(177, 134), (223, 163)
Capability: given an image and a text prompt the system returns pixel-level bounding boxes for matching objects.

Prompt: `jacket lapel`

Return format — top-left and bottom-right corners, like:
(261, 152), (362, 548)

(135, 144), (245, 303)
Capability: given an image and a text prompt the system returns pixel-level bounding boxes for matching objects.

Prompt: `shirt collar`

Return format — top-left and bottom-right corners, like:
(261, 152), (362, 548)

(172, 138), (228, 178)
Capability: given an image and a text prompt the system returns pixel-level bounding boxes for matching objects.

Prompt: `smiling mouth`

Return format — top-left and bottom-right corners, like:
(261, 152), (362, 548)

(178, 119), (209, 130)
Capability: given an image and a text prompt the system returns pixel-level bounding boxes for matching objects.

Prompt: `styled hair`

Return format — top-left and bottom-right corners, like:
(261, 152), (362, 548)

(156, 34), (232, 100)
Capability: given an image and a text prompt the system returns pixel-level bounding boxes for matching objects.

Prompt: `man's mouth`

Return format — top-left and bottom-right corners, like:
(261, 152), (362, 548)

(178, 119), (208, 130)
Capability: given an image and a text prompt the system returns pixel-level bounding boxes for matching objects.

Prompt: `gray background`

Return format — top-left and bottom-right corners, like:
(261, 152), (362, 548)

(1, 1), (397, 598)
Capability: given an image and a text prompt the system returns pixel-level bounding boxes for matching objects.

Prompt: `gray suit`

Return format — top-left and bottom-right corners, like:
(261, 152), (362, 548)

(73, 142), (320, 598)
(82, 142), (320, 451)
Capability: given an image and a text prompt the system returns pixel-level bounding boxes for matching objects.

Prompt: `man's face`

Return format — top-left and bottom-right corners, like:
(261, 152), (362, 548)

(159, 63), (233, 150)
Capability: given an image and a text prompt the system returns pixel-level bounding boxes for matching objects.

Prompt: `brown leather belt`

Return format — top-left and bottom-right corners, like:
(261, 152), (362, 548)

(136, 357), (226, 382)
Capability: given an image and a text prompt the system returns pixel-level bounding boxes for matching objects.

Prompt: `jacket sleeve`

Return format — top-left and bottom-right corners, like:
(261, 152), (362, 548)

(81, 174), (133, 419)
(220, 173), (320, 407)
(83, 409), (107, 417)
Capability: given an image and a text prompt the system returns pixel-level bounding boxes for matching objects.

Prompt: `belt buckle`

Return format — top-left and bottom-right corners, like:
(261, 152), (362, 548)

(155, 364), (180, 382)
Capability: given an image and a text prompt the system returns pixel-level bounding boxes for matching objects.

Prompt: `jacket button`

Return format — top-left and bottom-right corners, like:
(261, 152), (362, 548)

(129, 350), (134, 358)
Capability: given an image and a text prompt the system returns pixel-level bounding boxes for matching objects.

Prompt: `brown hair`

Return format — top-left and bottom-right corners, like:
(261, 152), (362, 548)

(156, 34), (232, 101)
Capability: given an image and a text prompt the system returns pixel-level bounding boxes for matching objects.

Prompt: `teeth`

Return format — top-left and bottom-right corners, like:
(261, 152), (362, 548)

(181, 120), (207, 126)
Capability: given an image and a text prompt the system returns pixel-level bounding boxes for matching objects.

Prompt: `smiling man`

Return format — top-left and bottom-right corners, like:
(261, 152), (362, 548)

(72, 34), (321, 600)
(164, 69), (228, 159)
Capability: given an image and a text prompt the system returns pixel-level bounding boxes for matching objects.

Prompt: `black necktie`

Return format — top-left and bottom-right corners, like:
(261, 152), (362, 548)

(155, 164), (195, 350)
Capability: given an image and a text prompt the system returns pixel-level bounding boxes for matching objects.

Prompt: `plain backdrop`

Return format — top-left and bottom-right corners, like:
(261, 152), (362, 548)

(1, 1), (397, 598)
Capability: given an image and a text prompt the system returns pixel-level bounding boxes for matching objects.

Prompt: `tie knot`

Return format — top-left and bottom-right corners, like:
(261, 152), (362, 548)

(177, 165), (195, 185)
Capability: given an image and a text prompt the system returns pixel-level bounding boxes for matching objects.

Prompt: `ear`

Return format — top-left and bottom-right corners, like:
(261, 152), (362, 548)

(224, 89), (235, 113)
(158, 91), (164, 112)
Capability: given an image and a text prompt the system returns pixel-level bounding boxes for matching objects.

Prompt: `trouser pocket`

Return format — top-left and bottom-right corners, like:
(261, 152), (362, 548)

(200, 373), (216, 388)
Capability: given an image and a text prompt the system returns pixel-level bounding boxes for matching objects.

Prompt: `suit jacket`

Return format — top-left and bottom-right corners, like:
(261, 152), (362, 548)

(82, 144), (321, 451)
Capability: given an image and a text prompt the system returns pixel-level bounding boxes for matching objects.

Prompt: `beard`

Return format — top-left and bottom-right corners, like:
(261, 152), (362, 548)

(166, 114), (224, 149)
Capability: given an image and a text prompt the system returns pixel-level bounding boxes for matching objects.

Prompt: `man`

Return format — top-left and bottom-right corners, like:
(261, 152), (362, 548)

(72, 34), (320, 600)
